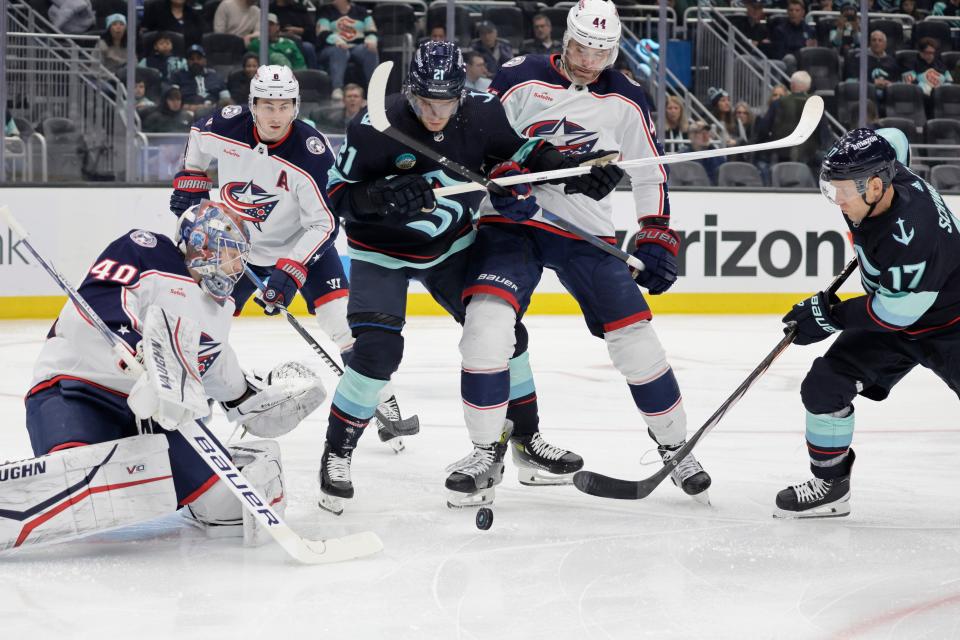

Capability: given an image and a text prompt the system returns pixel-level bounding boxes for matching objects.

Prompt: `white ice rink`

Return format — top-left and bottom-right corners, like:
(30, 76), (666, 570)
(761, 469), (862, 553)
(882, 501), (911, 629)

(1, 315), (958, 640)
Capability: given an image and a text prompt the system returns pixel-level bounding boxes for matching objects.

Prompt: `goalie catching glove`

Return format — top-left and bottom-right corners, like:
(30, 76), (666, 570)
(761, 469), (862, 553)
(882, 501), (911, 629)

(221, 361), (327, 438)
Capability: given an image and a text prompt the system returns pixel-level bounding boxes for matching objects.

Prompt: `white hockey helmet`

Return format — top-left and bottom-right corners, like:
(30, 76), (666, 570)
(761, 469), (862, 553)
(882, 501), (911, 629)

(249, 64), (300, 119)
(564, 0), (622, 67)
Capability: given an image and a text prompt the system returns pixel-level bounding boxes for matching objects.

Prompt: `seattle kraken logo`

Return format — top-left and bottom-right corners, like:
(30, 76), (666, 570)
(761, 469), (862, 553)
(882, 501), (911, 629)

(220, 181), (281, 230)
(197, 332), (221, 376)
(525, 117), (598, 155)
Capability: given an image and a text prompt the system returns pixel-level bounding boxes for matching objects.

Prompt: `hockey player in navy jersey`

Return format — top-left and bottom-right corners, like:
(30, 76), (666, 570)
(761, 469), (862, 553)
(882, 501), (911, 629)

(317, 40), (622, 514)
(456, 0), (711, 501)
(9, 202), (327, 549)
(775, 128), (960, 519)
(171, 64), (410, 442)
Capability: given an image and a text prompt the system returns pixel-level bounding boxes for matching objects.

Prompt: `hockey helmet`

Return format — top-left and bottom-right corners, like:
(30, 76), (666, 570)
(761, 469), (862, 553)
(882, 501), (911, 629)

(404, 40), (467, 124)
(177, 201), (251, 305)
(565, 0), (622, 67)
(249, 64), (300, 119)
(819, 128), (897, 207)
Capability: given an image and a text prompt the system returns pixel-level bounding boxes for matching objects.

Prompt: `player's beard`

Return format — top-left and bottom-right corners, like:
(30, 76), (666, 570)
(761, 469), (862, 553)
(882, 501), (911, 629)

(560, 53), (604, 87)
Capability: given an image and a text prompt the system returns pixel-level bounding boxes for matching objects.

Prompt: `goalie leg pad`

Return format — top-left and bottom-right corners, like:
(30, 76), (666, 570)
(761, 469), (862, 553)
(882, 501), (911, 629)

(460, 294), (517, 444)
(605, 321), (687, 446)
(184, 439), (285, 546)
(0, 435), (176, 551)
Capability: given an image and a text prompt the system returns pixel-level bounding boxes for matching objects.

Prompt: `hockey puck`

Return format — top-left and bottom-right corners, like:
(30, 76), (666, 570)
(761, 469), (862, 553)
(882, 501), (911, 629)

(475, 507), (493, 530)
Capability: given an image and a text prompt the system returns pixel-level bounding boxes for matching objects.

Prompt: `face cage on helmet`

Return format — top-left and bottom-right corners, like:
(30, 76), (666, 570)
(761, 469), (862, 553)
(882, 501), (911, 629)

(188, 234), (250, 305)
(561, 31), (619, 76)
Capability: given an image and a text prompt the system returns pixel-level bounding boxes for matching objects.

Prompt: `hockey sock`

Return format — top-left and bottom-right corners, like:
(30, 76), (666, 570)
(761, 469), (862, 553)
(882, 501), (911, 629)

(326, 367), (387, 451)
(505, 352), (539, 437)
(805, 407), (855, 479)
(461, 367), (510, 444)
(628, 367), (685, 446)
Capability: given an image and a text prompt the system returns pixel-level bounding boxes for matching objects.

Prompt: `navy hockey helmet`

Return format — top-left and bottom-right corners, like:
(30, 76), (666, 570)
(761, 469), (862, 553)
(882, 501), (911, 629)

(405, 40), (466, 101)
(819, 128), (897, 208)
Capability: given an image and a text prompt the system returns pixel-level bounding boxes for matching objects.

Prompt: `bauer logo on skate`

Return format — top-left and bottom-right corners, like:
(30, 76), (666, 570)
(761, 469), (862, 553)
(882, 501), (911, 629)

(220, 181), (281, 228)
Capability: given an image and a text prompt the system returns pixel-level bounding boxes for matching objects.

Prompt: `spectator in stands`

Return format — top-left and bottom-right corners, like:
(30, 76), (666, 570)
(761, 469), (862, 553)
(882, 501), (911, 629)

(429, 26), (446, 42)
(521, 14), (562, 55)
(817, 0), (836, 10)
(48, 0), (94, 34)
(143, 86), (192, 132)
(173, 44), (230, 115)
(740, 1), (774, 58)
(214, 0), (261, 47)
(905, 37), (954, 96)
(228, 52), (260, 105)
(755, 71), (819, 169)
(309, 82), (365, 132)
(830, 1), (861, 57)
(898, 0), (921, 21)
(317, 0), (379, 101)
(138, 32), (187, 84)
(96, 13), (128, 76)
(134, 80), (157, 113)
(768, 84), (789, 105)
(733, 101), (756, 147)
(932, 0), (960, 18)
(707, 87), (738, 147)
(772, 0), (816, 60)
(860, 30), (902, 98)
(464, 51), (491, 91)
(683, 121), (726, 185)
(249, 13), (307, 70)
(471, 22), (513, 75)
(662, 95), (690, 152)
(141, 0), (205, 48)
(273, 0), (320, 68)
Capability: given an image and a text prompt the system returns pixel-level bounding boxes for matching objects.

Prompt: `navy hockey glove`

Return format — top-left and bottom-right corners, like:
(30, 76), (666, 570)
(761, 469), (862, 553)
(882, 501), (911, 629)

(170, 170), (213, 215)
(255, 258), (308, 316)
(362, 174), (436, 220)
(782, 291), (843, 345)
(631, 216), (680, 295)
(558, 150), (624, 201)
(488, 161), (539, 222)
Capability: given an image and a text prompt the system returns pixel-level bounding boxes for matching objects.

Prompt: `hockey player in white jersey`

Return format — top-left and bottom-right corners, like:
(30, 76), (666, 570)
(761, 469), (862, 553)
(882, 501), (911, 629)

(171, 64), (409, 442)
(454, 0), (711, 504)
(4, 202), (326, 551)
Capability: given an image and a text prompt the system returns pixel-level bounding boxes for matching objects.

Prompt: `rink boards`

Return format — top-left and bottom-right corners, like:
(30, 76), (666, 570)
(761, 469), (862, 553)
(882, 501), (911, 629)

(2, 187), (954, 318)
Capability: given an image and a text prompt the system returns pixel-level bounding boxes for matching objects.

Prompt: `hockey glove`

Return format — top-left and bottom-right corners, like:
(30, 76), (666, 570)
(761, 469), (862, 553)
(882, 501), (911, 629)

(359, 174), (436, 220)
(488, 161), (539, 222)
(782, 291), (843, 345)
(170, 170), (213, 216)
(558, 150), (624, 201)
(632, 216), (680, 295)
(255, 258), (307, 316)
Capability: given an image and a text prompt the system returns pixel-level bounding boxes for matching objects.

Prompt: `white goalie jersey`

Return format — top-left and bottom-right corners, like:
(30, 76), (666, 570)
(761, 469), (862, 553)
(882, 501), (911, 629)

(486, 54), (671, 237)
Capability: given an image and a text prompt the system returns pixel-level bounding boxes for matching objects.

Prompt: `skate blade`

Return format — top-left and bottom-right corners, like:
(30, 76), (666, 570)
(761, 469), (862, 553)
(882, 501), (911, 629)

(318, 493), (345, 516)
(517, 468), (575, 486)
(446, 488), (494, 509)
(387, 437), (404, 454)
(772, 502), (851, 519)
(691, 490), (711, 506)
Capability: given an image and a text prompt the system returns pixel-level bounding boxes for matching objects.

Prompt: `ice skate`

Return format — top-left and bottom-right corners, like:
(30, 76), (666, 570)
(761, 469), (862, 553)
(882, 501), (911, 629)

(445, 427), (512, 509)
(774, 475), (851, 519)
(657, 441), (712, 504)
(511, 430), (583, 486)
(318, 442), (353, 516)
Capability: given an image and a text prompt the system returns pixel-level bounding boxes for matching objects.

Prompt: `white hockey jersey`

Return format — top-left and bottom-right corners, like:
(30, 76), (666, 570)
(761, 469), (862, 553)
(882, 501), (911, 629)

(487, 54), (670, 238)
(29, 230), (247, 404)
(183, 106), (338, 267)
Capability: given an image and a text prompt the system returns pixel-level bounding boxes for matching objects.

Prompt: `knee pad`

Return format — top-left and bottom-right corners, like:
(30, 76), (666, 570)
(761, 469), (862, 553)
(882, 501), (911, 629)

(314, 295), (353, 351)
(185, 439), (285, 546)
(604, 320), (668, 382)
(460, 294), (517, 371)
(801, 357), (859, 415)
(347, 322), (404, 381)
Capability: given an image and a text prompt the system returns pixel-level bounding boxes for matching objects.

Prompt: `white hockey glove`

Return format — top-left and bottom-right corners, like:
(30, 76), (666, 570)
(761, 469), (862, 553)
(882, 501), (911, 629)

(127, 307), (210, 431)
(221, 361), (326, 438)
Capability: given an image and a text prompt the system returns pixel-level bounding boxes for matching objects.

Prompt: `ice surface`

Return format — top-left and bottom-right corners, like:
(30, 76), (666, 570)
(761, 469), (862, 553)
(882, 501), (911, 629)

(1, 315), (958, 639)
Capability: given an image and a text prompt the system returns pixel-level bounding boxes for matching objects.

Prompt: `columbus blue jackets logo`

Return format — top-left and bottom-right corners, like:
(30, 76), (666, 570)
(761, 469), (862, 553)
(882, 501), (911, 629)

(524, 118), (598, 155)
(197, 332), (221, 376)
(220, 181), (281, 230)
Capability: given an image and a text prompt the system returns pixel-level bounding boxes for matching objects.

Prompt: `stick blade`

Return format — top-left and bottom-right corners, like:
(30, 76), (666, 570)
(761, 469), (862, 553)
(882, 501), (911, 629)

(279, 530), (384, 565)
(792, 95), (825, 144)
(573, 470), (655, 500)
(366, 61), (394, 133)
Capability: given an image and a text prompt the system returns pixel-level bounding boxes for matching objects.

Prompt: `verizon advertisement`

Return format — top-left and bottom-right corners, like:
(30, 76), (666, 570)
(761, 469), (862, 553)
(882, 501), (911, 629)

(0, 188), (954, 308)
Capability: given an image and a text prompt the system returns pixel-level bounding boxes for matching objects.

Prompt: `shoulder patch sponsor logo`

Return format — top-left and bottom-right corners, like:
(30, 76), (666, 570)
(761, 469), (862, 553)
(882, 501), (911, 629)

(395, 152), (416, 170)
(224, 147), (241, 158)
(306, 136), (326, 155)
(502, 56), (526, 68)
(221, 105), (243, 119)
(129, 230), (158, 248)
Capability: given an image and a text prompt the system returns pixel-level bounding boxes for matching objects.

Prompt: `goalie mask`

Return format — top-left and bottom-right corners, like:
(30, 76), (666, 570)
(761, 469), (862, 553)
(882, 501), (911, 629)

(177, 201), (251, 305)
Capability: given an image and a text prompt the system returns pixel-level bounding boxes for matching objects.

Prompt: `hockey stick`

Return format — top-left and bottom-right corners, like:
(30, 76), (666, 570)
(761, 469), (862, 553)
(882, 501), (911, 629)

(0, 206), (383, 564)
(367, 61), (644, 272)
(243, 267), (420, 437)
(573, 257), (859, 500)
(432, 96), (825, 198)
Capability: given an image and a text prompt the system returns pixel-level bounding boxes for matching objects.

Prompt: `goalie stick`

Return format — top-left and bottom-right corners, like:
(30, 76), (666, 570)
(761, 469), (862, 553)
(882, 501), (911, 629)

(0, 206), (383, 564)
(572, 258), (859, 500)
(366, 61), (645, 272)
(243, 268), (419, 437)
(431, 96), (825, 198)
